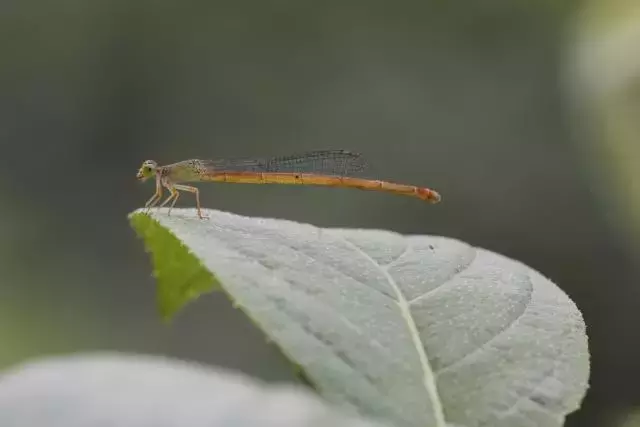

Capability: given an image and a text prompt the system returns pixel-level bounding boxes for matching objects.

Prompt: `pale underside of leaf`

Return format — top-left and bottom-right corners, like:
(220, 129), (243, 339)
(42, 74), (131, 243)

(130, 208), (589, 427)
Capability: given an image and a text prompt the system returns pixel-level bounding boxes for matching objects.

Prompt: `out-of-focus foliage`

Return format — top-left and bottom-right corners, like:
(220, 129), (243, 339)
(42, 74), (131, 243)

(0, 352), (389, 427)
(613, 408), (640, 427)
(566, 0), (640, 255)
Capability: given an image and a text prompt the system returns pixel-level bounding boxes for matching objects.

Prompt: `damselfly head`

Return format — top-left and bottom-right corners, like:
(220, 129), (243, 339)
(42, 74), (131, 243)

(136, 160), (158, 182)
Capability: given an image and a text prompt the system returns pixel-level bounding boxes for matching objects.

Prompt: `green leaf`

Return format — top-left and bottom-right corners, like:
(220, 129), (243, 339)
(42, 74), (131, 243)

(0, 352), (388, 427)
(129, 208), (590, 427)
(130, 211), (220, 319)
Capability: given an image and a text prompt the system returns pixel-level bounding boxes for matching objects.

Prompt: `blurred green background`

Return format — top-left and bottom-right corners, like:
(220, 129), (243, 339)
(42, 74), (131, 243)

(1, 0), (639, 426)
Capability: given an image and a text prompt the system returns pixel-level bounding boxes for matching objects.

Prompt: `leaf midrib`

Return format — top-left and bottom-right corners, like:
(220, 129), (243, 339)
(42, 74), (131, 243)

(340, 237), (447, 427)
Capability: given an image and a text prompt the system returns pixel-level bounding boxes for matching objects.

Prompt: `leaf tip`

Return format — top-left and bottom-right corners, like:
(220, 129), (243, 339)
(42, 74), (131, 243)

(128, 208), (221, 322)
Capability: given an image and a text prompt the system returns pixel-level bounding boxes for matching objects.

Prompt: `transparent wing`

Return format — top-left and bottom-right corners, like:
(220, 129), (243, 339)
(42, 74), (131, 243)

(203, 150), (368, 176)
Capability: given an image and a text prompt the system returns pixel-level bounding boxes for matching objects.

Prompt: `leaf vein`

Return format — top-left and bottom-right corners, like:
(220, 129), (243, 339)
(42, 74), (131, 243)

(407, 247), (478, 305)
(436, 272), (534, 375)
(340, 236), (448, 427)
(213, 230), (399, 302)
(205, 234), (395, 386)
(480, 365), (559, 426)
(261, 290), (394, 405)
